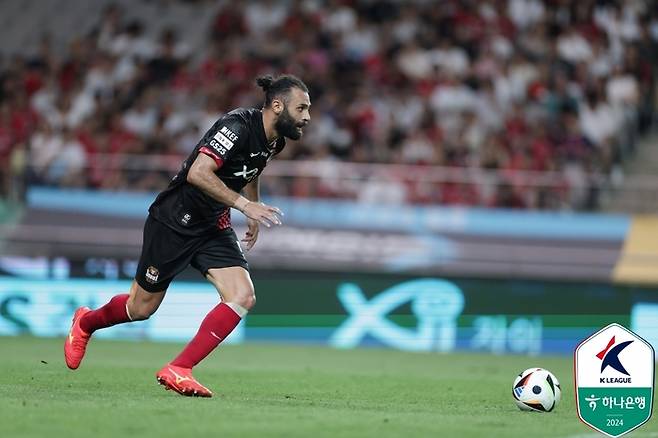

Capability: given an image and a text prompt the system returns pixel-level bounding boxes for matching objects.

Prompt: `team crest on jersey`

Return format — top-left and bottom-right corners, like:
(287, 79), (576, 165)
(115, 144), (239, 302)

(145, 266), (159, 284)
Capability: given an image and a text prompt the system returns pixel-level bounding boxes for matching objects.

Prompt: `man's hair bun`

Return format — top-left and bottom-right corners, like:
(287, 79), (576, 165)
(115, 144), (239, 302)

(256, 75), (274, 92)
(257, 74), (309, 107)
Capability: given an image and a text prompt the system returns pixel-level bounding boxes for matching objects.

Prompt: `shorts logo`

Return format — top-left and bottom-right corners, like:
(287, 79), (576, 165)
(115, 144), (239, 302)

(145, 266), (159, 284)
(181, 213), (191, 225)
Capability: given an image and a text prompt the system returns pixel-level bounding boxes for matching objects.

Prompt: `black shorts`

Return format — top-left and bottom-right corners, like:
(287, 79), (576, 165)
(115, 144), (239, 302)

(135, 215), (249, 293)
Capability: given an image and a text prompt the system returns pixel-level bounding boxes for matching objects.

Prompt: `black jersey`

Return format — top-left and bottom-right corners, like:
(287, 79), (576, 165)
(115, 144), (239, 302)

(149, 108), (285, 235)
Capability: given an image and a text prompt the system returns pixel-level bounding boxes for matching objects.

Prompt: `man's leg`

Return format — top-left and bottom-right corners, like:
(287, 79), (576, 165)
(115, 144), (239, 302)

(156, 266), (254, 397)
(172, 266), (252, 367)
(64, 281), (165, 370)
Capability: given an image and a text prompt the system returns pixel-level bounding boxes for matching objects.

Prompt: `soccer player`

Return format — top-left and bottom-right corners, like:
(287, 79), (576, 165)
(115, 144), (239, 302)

(64, 74), (311, 397)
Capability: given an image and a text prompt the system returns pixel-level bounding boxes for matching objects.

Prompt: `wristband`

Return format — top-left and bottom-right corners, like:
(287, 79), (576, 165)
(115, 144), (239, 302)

(234, 196), (250, 211)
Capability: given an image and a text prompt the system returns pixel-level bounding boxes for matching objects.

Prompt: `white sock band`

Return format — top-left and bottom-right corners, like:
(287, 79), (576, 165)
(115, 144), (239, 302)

(226, 302), (248, 318)
(125, 302), (134, 321)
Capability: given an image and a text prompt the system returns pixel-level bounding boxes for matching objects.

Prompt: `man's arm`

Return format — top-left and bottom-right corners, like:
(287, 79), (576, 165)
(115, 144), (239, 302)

(188, 154), (244, 207)
(242, 177), (260, 203)
(241, 177), (261, 251)
(187, 154), (281, 226)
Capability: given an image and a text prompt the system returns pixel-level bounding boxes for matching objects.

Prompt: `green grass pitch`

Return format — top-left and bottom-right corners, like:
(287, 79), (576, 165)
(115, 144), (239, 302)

(0, 336), (655, 438)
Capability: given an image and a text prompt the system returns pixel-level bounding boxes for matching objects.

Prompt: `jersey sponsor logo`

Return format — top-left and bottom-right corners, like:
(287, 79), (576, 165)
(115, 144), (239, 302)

(209, 139), (228, 156)
(213, 130), (235, 150)
(233, 165), (259, 181)
(220, 126), (238, 142)
(145, 266), (159, 284)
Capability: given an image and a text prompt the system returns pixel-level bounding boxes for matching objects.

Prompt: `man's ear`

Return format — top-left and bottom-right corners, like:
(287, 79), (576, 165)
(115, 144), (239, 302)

(271, 97), (283, 115)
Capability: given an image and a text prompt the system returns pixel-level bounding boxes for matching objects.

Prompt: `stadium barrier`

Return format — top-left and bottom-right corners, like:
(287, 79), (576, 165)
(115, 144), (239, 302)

(13, 157), (658, 211)
(4, 187), (658, 282)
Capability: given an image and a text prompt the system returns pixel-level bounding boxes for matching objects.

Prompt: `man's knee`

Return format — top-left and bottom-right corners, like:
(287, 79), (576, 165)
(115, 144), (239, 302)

(126, 296), (161, 321)
(206, 267), (255, 311)
(128, 281), (165, 321)
(231, 286), (256, 311)
(127, 296), (159, 321)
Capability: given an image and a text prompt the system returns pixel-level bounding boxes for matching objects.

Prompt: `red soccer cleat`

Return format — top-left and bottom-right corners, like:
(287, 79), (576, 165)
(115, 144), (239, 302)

(64, 307), (92, 370)
(156, 364), (213, 398)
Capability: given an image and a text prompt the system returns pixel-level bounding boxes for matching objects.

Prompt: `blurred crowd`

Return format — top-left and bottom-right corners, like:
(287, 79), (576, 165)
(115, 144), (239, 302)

(0, 0), (657, 210)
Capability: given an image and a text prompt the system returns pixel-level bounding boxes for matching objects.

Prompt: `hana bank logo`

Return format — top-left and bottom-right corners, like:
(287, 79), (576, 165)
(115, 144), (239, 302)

(330, 279), (464, 352)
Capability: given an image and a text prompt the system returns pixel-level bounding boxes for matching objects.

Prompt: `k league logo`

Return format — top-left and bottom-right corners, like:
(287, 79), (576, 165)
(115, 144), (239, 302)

(575, 323), (655, 437)
(597, 336), (633, 380)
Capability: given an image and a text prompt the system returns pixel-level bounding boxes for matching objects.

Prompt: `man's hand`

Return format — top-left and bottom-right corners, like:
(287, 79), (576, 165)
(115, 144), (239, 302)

(241, 201), (283, 228)
(241, 218), (260, 251)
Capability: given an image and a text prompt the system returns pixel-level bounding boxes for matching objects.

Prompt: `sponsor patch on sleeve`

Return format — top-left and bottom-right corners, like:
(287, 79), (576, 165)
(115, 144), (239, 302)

(213, 126), (238, 150)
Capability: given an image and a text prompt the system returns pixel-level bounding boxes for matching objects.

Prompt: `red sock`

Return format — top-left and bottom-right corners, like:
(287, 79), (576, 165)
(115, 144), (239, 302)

(80, 294), (131, 334)
(170, 303), (241, 369)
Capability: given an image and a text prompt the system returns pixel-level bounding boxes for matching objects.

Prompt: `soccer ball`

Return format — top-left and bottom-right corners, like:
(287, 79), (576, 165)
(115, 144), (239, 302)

(512, 367), (561, 412)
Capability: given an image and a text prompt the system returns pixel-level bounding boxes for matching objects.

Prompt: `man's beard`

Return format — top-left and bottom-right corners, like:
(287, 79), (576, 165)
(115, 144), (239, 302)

(275, 106), (304, 140)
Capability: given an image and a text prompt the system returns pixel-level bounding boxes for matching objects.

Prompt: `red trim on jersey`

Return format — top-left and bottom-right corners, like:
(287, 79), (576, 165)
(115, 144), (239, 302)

(199, 146), (224, 169)
(217, 208), (231, 230)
